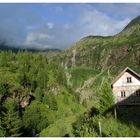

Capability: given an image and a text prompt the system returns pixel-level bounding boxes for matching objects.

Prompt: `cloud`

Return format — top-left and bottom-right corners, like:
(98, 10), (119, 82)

(25, 29), (55, 49)
(76, 8), (130, 36)
(0, 3), (140, 49)
(47, 22), (54, 29)
(23, 4), (138, 49)
(26, 32), (48, 44)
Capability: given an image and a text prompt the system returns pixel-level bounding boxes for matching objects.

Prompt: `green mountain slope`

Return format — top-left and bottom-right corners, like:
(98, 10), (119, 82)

(51, 15), (140, 111)
(51, 16), (140, 137)
(53, 15), (140, 74)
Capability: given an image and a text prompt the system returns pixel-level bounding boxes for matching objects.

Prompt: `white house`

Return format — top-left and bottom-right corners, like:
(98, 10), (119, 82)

(111, 67), (140, 105)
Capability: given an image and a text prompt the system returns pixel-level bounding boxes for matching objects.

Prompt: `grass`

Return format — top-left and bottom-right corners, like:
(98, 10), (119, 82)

(40, 92), (85, 137)
(100, 116), (140, 137)
(39, 87), (86, 137)
(40, 115), (77, 137)
(67, 67), (100, 89)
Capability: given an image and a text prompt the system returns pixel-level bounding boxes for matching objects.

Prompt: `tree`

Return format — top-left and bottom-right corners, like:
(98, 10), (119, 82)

(0, 52), (9, 67)
(22, 101), (49, 136)
(99, 79), (114, 115)
(1, 99), (22, 137)
(0, 82), (9, 96)
(17, 73), (31, 89)
(0, 119), (5, 137)
(0, 82), (9, 104)
(43, 94), (58, 111)
(35, 87), (44, 102)
(36, 68), (48, 90)
(72, 115), (98, 137)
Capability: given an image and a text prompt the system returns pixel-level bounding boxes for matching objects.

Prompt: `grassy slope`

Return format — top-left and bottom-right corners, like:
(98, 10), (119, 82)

(42, 16), (140, 137)
(40, 90), (85, 137)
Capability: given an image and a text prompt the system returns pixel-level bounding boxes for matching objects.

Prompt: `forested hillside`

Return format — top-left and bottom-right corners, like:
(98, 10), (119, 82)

(0, 51), (85, 137)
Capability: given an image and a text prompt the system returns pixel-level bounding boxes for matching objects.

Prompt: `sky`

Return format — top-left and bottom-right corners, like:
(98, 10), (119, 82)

(0, 3), (140, 49)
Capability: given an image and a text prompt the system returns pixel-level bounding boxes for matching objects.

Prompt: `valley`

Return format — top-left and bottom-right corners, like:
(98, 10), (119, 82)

(0, 15), (140, 137)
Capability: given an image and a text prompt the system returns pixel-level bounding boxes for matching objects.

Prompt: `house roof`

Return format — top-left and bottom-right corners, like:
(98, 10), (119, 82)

(111, 67), (140, 87)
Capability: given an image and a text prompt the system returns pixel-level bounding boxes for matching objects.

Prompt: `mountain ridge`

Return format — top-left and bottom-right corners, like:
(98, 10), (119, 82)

(53, 15), (140, 73)
(0, 42), (62, 56)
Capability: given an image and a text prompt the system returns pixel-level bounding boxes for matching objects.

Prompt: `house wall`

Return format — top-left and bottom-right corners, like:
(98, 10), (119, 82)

(112, 72), (140, 105)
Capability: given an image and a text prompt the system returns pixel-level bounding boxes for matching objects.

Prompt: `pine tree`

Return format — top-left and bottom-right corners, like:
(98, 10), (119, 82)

(1, 99), (22, 137)
(0, 119), (5, 137)
(0, 82), (9, 96)
(0, 52), (8, 67)
(35, 87), (44, 102)
(1, 111), (22, 137)
(99, 79), (114, 115)
(0, 81), (9, 103)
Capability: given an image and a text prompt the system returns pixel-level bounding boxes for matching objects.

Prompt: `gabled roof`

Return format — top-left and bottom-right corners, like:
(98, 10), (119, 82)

(111, 67), (140, 87)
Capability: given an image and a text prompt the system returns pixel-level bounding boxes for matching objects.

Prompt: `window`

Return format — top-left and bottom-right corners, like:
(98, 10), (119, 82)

(135, 90), (140, 96)
(121, 91), (126, 97)
(127, 77), (132, 83)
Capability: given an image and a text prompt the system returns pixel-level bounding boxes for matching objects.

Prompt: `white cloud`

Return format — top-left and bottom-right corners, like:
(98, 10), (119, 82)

(26, 32), (48, 43)
(38, 6), (132, 49)
(25, 30), (55, 48)
(47, 22), (54, 29)
(77, 8), (130, 36)
(24, 4), (136, 49)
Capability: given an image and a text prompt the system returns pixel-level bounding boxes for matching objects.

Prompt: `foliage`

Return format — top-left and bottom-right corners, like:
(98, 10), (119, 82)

(0, 51), (84, 137)
(0, 120), (5, 137)
(40, 116), (77, 137)
(72, 115), (98, 137)
(1, 99), (22, 137)
(99, 79), (114, 115)
(22, 101), (49, 136)
(43, 94), (58, 111)
(67, 67), (100, 88)
(35, 87), (44, 102)
(0, 82), (9, 96)
(100, 116), (140, 137)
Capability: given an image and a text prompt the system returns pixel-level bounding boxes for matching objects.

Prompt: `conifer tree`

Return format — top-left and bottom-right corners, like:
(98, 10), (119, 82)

(0, 119), (5, 137)
(99, 79), (114, 115)
(1, 99), (22, 137)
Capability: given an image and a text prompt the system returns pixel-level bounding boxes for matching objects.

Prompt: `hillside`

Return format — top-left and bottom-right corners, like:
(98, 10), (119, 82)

(51, 15), (140, 107)
(53, 15), (140, 75)
(0, 51), (85, 137)
(49, 15), (140, 137)
(0, 15), (140, 137)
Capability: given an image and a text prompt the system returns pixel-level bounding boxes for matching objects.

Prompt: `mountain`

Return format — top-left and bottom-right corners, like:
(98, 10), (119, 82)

(0, 15), (140, 137)
(123, 15), (140, 31)
(0, 42), (61, 54)
(53, 15), (140, 75)
(51, 15), (140, 109)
